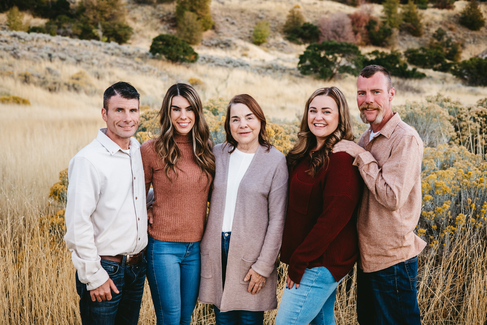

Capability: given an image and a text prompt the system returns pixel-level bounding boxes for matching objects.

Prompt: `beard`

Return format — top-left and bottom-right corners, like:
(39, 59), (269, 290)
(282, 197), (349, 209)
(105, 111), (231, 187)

(360, 103), (384, 125)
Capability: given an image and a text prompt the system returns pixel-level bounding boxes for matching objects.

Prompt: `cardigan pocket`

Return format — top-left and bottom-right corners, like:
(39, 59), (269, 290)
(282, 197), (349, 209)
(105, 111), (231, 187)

(289, 174), (313, 215)
(239, 257), (256, 284)
(200, 254), (213, 279)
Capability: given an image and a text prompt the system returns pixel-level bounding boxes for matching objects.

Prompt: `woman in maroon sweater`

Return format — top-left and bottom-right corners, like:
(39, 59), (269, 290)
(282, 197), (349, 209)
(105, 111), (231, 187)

(275, 87), (363, 325)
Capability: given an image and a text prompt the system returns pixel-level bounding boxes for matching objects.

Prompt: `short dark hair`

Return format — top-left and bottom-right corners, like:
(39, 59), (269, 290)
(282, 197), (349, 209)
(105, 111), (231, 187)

(359, 65), (392, 89)
(103, 81), (140, 110)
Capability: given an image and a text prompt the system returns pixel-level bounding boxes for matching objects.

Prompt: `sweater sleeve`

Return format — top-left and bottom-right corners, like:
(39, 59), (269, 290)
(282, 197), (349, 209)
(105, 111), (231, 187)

(288, 152), (362, 284)
(251, 155), (289, 278)
(141, 140), (154, 195)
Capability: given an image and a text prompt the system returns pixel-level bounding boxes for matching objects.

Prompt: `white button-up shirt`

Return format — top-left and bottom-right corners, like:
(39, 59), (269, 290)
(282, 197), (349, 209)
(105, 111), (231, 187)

(64, 128), (148, 290)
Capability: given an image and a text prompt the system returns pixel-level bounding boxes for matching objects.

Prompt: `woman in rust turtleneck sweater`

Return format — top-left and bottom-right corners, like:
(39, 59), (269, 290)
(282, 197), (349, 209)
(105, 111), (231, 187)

(141, 83), (215, 325)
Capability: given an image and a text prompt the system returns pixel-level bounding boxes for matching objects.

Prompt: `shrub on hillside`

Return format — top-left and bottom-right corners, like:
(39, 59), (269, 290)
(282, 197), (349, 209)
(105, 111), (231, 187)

(283, 5), (306, 34)
(434, 0), (456, 9)
(150, 34), (199, 63)
(416, 0), (429, 9)
(405, 47), (453, 72)
(395, 101), (454, 147)
(366, 18), (393, 47)
(382, 0), (402, 29)
(285, 22), (320, 44)
(401, 0), (423, 37)
(349, 10), (371, 45)
(452, 57), (487, 86)
(252, 21), (271, 45)
(7, 6), (28, 32)
(459, 0), (485, 31)
(363, 51), (426, 79)
(298, 41), (363, 80)
(176, 11), (203, 45)
(0, 95), (31, 105)
(429, 28), (462, 62)
(176, 0), (213, 31)
(318, 13), (356, 44)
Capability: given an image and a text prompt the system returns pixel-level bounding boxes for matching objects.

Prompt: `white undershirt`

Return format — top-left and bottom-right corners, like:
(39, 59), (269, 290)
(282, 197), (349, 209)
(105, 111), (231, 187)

(222, 148), (255, 232)
(369, 130), (380, 142)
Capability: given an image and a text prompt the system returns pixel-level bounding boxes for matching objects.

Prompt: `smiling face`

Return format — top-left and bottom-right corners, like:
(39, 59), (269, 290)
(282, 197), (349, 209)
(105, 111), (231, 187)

(357, 72), (395, 131)
(170, 95), (195, 135)
(102, 94), (140, 150)
(229, 103), (262, 153)
(307, 95), (340, 149)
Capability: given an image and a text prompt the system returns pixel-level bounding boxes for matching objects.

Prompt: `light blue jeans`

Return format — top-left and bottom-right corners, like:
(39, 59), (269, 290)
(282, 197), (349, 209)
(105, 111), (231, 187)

(275, 266), (339, 325)
(147, 237), (201, 325)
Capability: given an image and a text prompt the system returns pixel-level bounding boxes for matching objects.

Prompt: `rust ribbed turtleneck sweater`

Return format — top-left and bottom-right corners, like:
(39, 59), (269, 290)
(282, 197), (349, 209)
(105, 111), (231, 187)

(141, 134), (211, 242)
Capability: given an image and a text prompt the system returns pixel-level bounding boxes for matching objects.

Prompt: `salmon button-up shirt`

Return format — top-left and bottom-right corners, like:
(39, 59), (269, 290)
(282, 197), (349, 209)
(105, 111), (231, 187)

(353, 113), (426, 273)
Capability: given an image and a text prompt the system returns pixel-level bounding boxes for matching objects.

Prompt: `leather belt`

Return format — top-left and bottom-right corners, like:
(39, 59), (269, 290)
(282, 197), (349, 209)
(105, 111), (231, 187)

(100, 249), (145, 266)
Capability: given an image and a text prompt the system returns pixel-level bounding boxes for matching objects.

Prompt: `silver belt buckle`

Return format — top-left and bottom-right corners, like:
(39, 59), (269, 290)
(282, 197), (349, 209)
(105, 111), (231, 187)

(125, 254), (132, 264)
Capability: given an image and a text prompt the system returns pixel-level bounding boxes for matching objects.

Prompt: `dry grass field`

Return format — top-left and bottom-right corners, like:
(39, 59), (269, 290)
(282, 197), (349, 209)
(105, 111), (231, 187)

(1, 0), (487, 323)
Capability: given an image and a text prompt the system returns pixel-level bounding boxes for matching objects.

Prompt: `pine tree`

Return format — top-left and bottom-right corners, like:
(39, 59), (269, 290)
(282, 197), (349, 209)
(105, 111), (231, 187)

(176, 11), (203, 45)
(402, 0), (423, 37)
(459, 0), (485, 31)
(382, 0), (402, 29)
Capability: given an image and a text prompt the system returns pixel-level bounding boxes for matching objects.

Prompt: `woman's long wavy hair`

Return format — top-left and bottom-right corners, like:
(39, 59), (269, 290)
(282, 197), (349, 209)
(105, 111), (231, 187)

(223, 94), (272, 153)
(287, 87), (354, 176)
(154, 83), (215, 183)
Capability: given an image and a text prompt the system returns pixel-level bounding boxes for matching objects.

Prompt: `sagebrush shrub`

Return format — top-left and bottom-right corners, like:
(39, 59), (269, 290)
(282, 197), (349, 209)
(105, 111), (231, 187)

(252, 21), (271, 45)
(318, 13), (356, 44)
(176, 11), (203, 45)
(150, 34), (199, 63)
(459, 0), (485, 31)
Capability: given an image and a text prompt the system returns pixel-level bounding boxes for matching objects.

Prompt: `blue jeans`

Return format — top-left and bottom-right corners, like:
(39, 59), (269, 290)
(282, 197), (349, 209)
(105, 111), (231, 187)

(357, 256), (421, 325)
(147, 237), (201, 325)
(275, 266), (339, 325)
(75, 256), (147, 325)
(214, 232), (264, 325)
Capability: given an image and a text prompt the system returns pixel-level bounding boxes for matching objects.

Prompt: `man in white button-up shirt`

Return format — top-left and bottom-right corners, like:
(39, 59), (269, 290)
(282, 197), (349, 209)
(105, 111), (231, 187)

(64, 82), (148, 325)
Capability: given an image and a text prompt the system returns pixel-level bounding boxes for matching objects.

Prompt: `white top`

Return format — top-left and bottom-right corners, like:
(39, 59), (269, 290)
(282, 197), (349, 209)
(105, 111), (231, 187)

(64, 128), (148, 291)
(222, 148), (255, 232)
(369, 130), (380, 142)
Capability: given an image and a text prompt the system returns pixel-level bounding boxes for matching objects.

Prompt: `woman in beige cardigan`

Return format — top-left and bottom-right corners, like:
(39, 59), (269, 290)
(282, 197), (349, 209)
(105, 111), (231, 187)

(199, 94), (288, 325)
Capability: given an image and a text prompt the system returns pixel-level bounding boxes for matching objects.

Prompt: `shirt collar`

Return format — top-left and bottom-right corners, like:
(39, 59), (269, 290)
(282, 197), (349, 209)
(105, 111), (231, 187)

(366, 112), (402, 140)
(96, 128), (140, 155)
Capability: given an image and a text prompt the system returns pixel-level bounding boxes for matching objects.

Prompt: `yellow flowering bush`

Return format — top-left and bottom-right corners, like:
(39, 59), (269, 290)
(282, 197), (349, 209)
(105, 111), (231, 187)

(419, 144), (487, 252)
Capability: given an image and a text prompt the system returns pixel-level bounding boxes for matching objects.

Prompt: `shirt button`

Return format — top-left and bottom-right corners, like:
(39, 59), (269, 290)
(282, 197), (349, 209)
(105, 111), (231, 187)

(138, 238), (141, 240)
(138, 218), (140, 221)
(134, 177), (136, 180)
(135, 197), (137, 200)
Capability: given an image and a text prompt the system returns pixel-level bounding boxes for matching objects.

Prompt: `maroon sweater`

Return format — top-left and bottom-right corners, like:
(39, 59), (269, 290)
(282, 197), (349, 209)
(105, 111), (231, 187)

(280, 152), (363, 283)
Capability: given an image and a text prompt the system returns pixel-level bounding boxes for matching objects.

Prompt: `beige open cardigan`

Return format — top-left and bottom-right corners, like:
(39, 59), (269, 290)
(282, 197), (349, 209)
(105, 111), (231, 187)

(199, 143), (289, 312)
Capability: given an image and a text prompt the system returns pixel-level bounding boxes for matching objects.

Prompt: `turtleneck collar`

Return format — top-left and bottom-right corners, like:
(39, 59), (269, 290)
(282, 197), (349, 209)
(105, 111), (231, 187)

(174, 133), (192, 144)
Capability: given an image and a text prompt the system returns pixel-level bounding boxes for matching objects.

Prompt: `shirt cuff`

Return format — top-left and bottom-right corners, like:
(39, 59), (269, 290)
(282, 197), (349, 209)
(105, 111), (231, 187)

(86, 267), (110, 291)
(353, 151), (376, 167)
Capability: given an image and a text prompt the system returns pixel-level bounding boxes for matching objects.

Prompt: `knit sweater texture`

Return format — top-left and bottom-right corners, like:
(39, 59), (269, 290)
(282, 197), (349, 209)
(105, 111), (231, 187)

(280, 152), (363, 283)
(141, 135), (211, 242)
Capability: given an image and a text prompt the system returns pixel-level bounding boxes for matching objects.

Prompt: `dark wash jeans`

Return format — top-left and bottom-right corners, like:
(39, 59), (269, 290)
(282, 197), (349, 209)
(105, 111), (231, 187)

(213, 232), (264, 325)
(75, 256), (147, 325)
(357, 256), (421, 325)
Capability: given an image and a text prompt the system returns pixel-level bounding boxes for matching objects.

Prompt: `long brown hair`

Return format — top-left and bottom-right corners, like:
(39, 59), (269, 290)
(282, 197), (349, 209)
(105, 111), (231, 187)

(287, 87), (354, 176)
(224, 94), (272, 153)
(154, 83), (215, 182)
